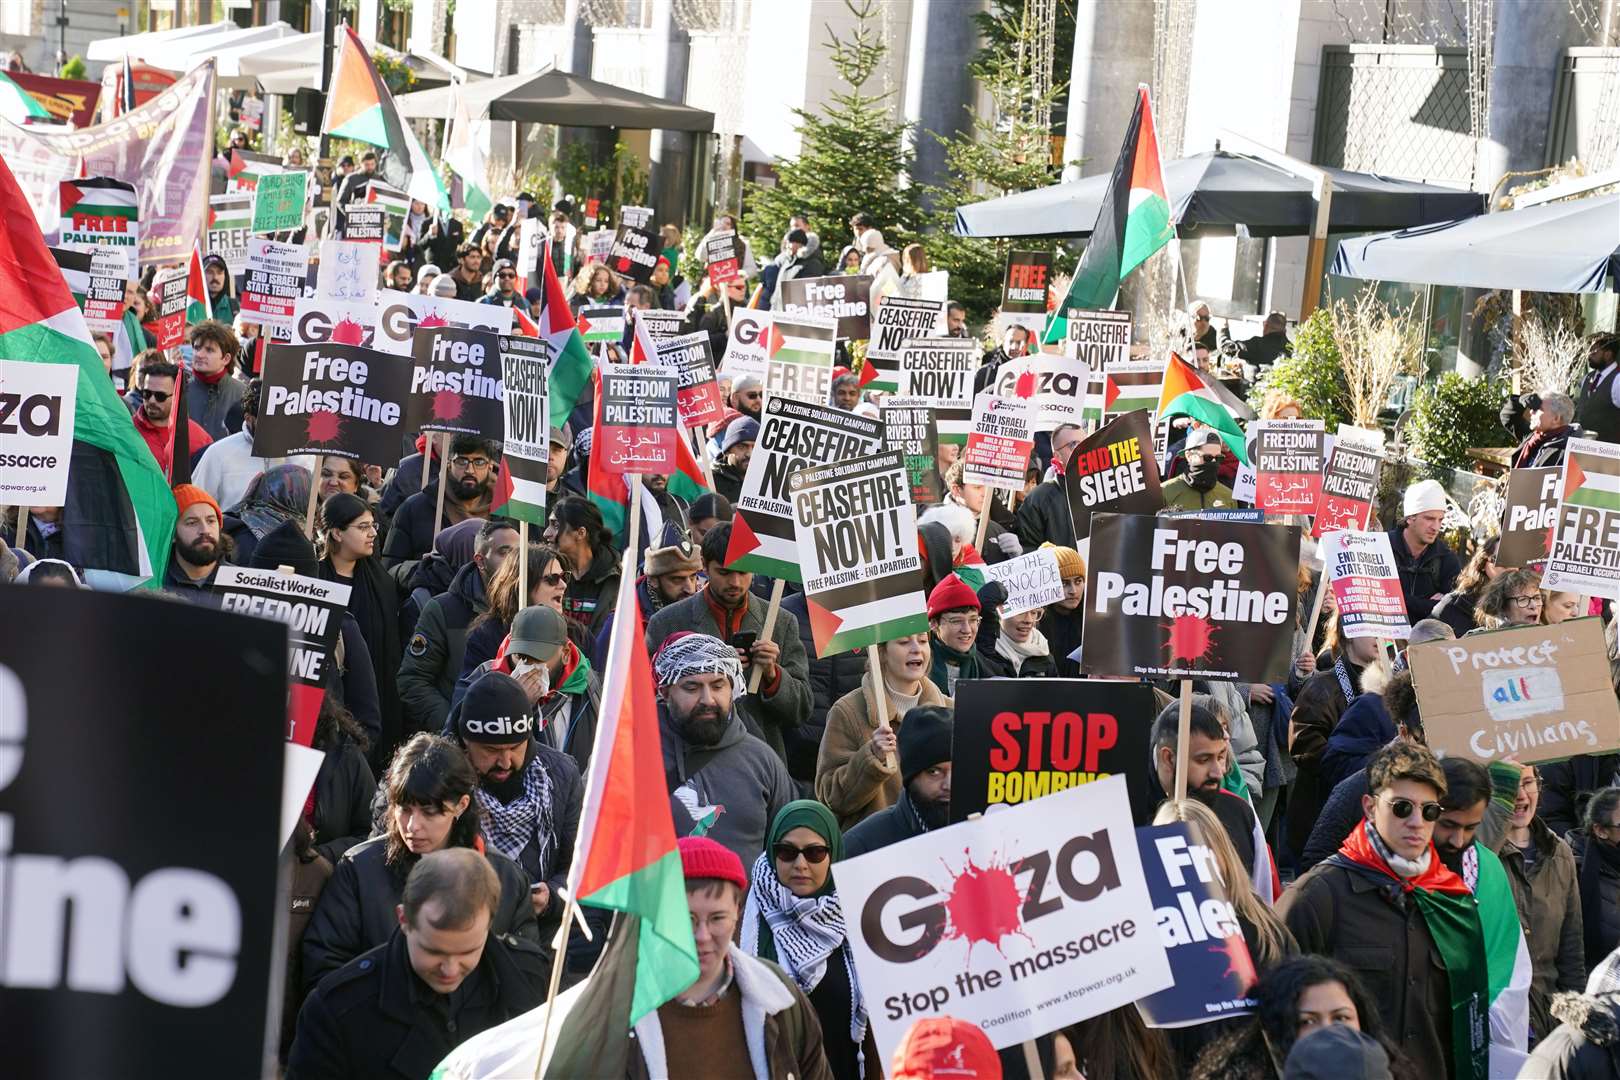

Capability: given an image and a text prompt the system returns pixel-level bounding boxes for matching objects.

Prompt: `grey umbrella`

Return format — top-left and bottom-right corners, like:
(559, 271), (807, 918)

(393, 67), (715, 132)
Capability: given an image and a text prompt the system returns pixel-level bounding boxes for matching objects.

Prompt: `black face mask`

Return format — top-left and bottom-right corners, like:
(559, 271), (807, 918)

(1188, 458), (1220, 491)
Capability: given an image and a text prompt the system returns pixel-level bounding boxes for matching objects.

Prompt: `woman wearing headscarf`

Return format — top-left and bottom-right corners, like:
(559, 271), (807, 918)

(742, 800), (877, 1080)
(222, 462), (312, 567)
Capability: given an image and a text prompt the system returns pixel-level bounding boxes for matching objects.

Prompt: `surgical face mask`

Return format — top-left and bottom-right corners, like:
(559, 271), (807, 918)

(512, 656), (550, 697)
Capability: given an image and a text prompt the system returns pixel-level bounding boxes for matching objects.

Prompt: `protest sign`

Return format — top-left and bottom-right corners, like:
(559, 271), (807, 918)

(254, 340), (412, 463)
(779, 274), (874, 340)
(373, 290), (513, 356)
(598, 361), (678, 474)
(1084, 359), (1163, 426)
(291, 295), (376, 349)
(148, 264), (188, 350)
(80, 247), (129, 334)
(584, 228), (614, 262)
(1322, 529), (1410, 640)
(1542, 438), (1620, 601)
(252, 169), (308, 234)
(704, 229), (742, 286)
(206, 193), (254, 280)
(576, 304), (625, 345)
(239, 237), (308, 330)
(58, 177), (139, 280)
(1064, 411), (1166, 545)
(1083, 513), (1302, 682)
(364, 181), (411, 250)
(1065, 309), (1131, 372)
(1164, 507), (1268, 524)
(882, 395), (942, 507)
(989, 353), (1089, 431)
(835, 775), (1173, 1065)
(1, 589), (285, 1078)
(1497, 467), (1560, 568)
(1254, 419), (1326, 515)
(214, 566), (352, 746)
(1000, 250), (1052, 317)
(342, 204), (387, 252)
(901, 336), (977, 440)
(496, 334), (550, 525)
(238, 95), (264, 130)
(765, 312), (837, 405)
(1311, 425), (1384, 537)
(408, 326), (506, 439)
(1134, 822), (1258, 1028)
(656, 331), (725, 429)
(226, 147), (283, 193)
(315, 239), (379, 305)
(899, 270), (950, 301)
(964, 392), (1036, 491)
(0, 359), (77, 507)
(636, 308), (686, 342)
(984, 548), (1065, 617)
(791, 450), (929, 655)
(866, 296), (947, 390)
(726, 394), (884, 580)
(720, 307), (772, 383)
(516, 218), (543, 280)
(607, 205), (660, 284)
(1408, 617), (1620, 765)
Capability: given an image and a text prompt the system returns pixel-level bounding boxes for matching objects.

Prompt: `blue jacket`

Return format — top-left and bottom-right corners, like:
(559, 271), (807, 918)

(1319, 691), (1392, 794)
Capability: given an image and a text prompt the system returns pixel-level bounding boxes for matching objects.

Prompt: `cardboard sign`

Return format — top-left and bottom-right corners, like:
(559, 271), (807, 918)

(148, 264), (188, 350)
(791, 450), (929, 655)
(1001, 250), (1053, 315)
(0, 359), (77, 508)
(1497, 467), (1560, 569)
(254, 340), (411, 463)
(984, 548), (1065, 618)
(725, 394), (884, 581)
(607, 205), (659, 284)
(576, 304), (625, 344)
(214, 566), (351, 746)
(964, 392), (1035, 491)
(82, 247), (129, 334)
(0, 588), (285, 1079)
(1408, 617), (1620, 765)
(989, 353), (1090, 431)
(239, 238), (308, 330)
(496, 334), (551, 525)
(1064, 308), (1131, 372)
(315, 239), (378, 305)
(721, 307), (773, 381)
(1542, 438), (1620, 601)
(1064, 411), (1166, 545)
(778, 274), (874, 341)
(636, 308), (686, 342)
(1084, 359), (1163, 426)
(1082, 513), (1302, 682)
(882, 395), (942, 507)
(834, 775), (1173, 1064)
(408, 325), (506, 439)
(1323, 529), (1410, 640)
(866, 296), (947, 390)
(1253, 419), (1325, 515)
(656, 331), (725, 429)
(1311, 425), (1384, 537)
(598, 361), (677, 473)
(205, 193), (254, 281)
(58, 176), (139, 279)
(1134, 823), (1258, 1028)
(704, 230), (741, 286)
(251, 169), (308, 234)
(902, 337), (978, 442)
(373, 290), (512, 356)
(765, 312), (837, 405)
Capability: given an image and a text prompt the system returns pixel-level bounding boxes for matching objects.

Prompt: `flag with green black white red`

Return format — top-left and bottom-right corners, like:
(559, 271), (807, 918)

(58, 177), (138, 279)
(764, 311), (836, 404)
(792, 450), (929, 655)
(1543, 437), (1620, 601)
(725, 394), (884, 581)
(1084, 359), (1164, 424)
(48, 246), (91, 307)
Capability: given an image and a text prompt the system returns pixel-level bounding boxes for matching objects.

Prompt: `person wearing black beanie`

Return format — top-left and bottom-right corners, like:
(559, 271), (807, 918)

(844, 705), (954, 858)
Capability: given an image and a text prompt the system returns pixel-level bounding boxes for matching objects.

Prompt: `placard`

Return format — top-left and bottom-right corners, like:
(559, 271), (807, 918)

(1408, 617), (1620, 765)
(598, 361), (677, 473)
(408, 325), (506, 439)
(1064, 308), (1131, 372)
(636, 308), (686, 342)
(584, 228), (615, 261)
(900, 337), (977, 409)
(865, 295), (947, 391)
(1496, 467), (1560, 569)
(881, 395), (942, 507)
(1542, 438), (1620, 601)
(1254, 419), (1326, 515)
(82, 246), (129, 334)
(58, 176), (139, 279)
(778, 274), (874, 340)
(791, 450), (929, 655)
(251, 169), (308, 234)
(1082, 513), (1301, 682)
(1083, 359), (1163, 426)
(496, 334), (550, 525)
(239, 237), (308, 329)
(607, 205), (659, 284)
(764, 312), (837, 405)
(576, 304), (625, 344)
(1001, 250), (1053, 315)
(1311, 425), (1384, 537)
(1064, 411), (1166, 545)
(205, 193), (254, 280)
(1322, 529), (1410, 640)
(964, 393), (1035, 491)
(983, 548), (1065, 618)
(0, 359), (78, 507)
(291, 296), (376, 349)
(989, 353), (1089, 431)
(315, 238), (378, 305)
(342, 204), (386, 252)
(704, 230), (741, 286)
(721, 307), (772, 381)
(373, 290), (513, 356)
(148, 264), (188, 350)
(834, 776), (1173, 1065)
(656, 331), (725, 429)
(516, 217), (543, 281)
(254, 340), (412, 463)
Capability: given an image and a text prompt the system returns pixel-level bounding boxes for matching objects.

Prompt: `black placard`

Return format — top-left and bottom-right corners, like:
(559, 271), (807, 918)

(253, 340), (412, 463)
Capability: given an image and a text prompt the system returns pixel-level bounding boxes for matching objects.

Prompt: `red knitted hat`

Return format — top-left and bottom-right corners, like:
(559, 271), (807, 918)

(927, 572), (980, 620)
(171, 483), (221, 522)
(676, 836), (748, 892)
(891, 1017), (1002, 1080)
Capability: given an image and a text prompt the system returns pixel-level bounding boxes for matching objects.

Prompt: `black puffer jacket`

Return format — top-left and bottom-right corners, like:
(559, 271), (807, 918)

(781, 590), (867, 785)
(1570, 828), (1620, 969)
(311, 741), (376, 867)
(1385, 526), (1460, 623)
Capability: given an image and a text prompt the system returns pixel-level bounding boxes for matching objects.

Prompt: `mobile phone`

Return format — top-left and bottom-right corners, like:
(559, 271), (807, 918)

(730, 631), (757, 651)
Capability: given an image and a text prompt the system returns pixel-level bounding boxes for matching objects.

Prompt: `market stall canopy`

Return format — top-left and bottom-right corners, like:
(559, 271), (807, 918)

(249, 35), (458, 94)
(954, 149), (1485, 239)
(1331, 192), (1620, 293)
(393, 67), (715, 132)
(86, 19), (238, 62)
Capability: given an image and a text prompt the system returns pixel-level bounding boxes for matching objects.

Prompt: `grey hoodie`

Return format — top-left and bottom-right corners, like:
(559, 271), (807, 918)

(660, 701), (795, 871)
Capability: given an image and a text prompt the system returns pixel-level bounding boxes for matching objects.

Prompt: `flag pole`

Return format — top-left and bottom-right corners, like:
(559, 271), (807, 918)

(747, 577), (785, 694)
(1173, 676), (1193, 802)
(518, 519), (530, 600)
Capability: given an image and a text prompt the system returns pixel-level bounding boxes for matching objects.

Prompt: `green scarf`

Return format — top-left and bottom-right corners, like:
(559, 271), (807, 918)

(754, 800), (844, 963)
(927, 634), (979, 696)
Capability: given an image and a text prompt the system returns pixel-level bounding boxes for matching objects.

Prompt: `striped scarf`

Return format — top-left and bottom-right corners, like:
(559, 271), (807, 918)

(474, 750), (555, 873)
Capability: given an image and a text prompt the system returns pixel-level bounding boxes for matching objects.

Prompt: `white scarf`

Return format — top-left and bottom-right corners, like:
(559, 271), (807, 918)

(996, 626), (1051, 669)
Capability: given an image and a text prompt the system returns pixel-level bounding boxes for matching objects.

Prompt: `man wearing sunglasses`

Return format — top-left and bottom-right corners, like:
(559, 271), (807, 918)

(479, 258), (522, 309)
(127, 355), (213, 480)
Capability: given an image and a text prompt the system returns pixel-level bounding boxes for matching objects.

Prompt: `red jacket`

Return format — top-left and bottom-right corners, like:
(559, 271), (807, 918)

(134, 410), (212, 478)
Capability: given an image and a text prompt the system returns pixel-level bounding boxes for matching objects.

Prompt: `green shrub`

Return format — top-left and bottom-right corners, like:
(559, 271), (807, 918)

(1405, 371), (1509, 475)
(1248, 309), (1348, 429)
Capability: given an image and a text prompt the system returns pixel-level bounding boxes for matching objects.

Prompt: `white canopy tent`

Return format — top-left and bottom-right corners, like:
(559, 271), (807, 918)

(85, 20), (236, 63)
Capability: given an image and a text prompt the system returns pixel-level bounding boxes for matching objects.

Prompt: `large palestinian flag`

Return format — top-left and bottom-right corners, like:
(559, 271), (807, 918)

(1156, 351), (1255, 462)
(1044, 85), (1174, 344)
(1084, 359), (1165, 424)
(322, 26), (449, 214)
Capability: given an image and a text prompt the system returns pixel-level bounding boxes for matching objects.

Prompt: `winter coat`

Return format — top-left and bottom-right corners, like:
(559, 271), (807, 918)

(1284, 658), (1366, 860)
(282, 846), (333, 1062)
(311, 741), (377, 867)
(1204, 679), (1266, 798)
(1385, 526), (1460, 624)
(379, 451), (429, 518)
(646, 588), (812, 765)
(396, 563), (489, 737)
(1520, 988), (1620, 1079)
(1298, 768), (1370, 875)
(1569, 829), (1620, 969)
(1541, 754), (1620, 837)
(286, 928), (547, 1080)
(300, 837), (539, 992)
(1038, 605), (1084, 677)
(1431, 586), (1483, 638)
(1498, 816), (1586, 1037)
(627, 945), (835, 1080)
(187, 373), (247, 440)
(713, 460), (746, 506)
(161, 553), (222, 602)
(1319, 689), (1393, 794)
(816, 671), (952, 830)
(452, 650), (603, 775)
(562, 543), (621, 638)
(843, 789), (932, 859)
(661, 702), (796, 872)
(1013, 479), (1075, 551)
(381, 483), (491, 573)
(1511, 425), (1573, 469)
(782, 590), (868, 784)
(327, 614), (383, 750)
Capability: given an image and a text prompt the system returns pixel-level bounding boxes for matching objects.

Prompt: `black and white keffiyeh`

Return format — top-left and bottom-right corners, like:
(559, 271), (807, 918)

(653, 632), (745, 696)
(474, 752), (556, 871)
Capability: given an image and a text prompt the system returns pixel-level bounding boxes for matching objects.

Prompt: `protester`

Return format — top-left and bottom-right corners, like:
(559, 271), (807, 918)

(396, 519), (484, 650)
(843, 706), (953, 858)
(479, 258), (521, 307)
(973, 324), (1030, 395)
(1519, 946), (1620, 1078)
(1014, 423), (1082, 550)
(926, 572), (1001, 693)
(1541, 752), (1620, 838)
(992, 604), (1057, 676)
(941, 461), (1018, 563)
(1431, 536), (1501, 637)
(1036, 544), (1087, 677)
(1053, 1009), (1174, 1080)
(447, 242), (484, 302)
(222, 462), (311, 566)
(201, 252), (237, 323)
(890, 1016), (1001, 1080)
(160, 484), (226, 600)
(1388, 478), (1460, 624)
(687, 491), (733, 549)
(1162, 427), (1237, 509)
(543, 496), (621, 635)
(1509, 391), (1578, 468)
(456, 605), (601, 771)
(305, 694), (377, 868)
(1285, 629), (1384, 867)
(1544, 589), (1586, 624)
(129, 356), (213, 477)
(568, 262), (622, 313)
(1318, 636), (1442, 795)
(185, 320), (247, 439)
(1574, 332), (1619, 444)
(1474, 567), (1544, 629)
(193, 378), (292, 511)
(713, 416), (757, 505)
(382, 436), (500, 572)
(1148, 703), (1273, 894)
(1568, 786), (1620, 969)
(319, 492), (404, 765)
(461, 543), (572, 675)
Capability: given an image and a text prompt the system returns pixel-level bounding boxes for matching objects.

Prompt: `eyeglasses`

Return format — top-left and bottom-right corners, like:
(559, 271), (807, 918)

(1509, 594), (1543, 608)
(538, 572), (571, 587)
(134, 386), (171, 403)
(1381, 795), (1443, 822)
(451, 456), (493, 471)
(497, 271), (516, 279)
(773, 842), (831, 864)
(347, 521), (379, 534)
(939, 614), (981, 630)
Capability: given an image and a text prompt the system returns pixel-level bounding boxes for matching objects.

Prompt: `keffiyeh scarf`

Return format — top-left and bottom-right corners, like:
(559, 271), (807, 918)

(474, 751), (557, 873)
(654, 632), (745, 697)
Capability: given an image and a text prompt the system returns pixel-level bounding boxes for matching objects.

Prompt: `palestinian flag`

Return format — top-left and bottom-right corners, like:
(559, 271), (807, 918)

(444, 83), (493, 221)
(1044, 85), (1174, 344)
(768, 315), (837, 368)
(1560, 445), (1620, 511)
(0, 70), (50, 123)
(59, 178), (137, 273)
(226, 148), (283, 192)
(1156, 351), (1254, 462)
(1084, 360), (1164, 423)
(48, 246), (92, 308)
(323, 26), (449, 214)
(1471, 842), (1531, 1062)
(538, 238), (596, 430)
(0, 153), (174, 589)
(184, 242), (209, 325)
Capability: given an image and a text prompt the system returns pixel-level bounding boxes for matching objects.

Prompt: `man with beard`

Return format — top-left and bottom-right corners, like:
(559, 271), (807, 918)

(1390, 478), (1461, 624)
(655, 632), (794, 870)
(730, 375), (763, 422)
(711, 417), (756, 505)
(163, 485), (227, 601)
(843, 706), (954, 857)
(1160, 427), (1236, 509)
(128, 356), (213, 479)
(383, 436), (501, 572)
(1574, 332), (1619, 443)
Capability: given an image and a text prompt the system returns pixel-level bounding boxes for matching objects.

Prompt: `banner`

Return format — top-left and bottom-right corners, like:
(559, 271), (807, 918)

(882, 395), (942, 507)
(1496, 467), (1560, 569)
(58, 177), (138, 279)
(1311, 425), (1384, 537)
(1322, 529), (1410, 640)
(364, 181), (410, 251)
(214, 566), (352, 746)
(0, 359), (77, 507)
(1542, 437), (1620, 601)
(778, 274), (874, 340)
(765, 312), (837, 405)
(373, 290), (512, 356)
(1134, 822), (1258, 1028)
(901, 336), (978, 441)
(1254, 419), (1326, 515)
(1084, 359), (1163, 426)
(1064, 308), (1131, 372)
(0, 588), (285, 1078)
(408, 326), (506, 439)
(1001, 250), (1053, 316)
(951, 679), (1156, 822)
(576, 304), (625, 345)
(82, 247), (129, 334)
(984, 548), (1065, 617)
(148, 265), (188, 350)
(5, 69), (100, 127)
(726, 394), (883, 581)
(704, 230), (742, 287)
(598, 361), (677, 474)
(239, 238), (308, 330)
(1408, 617), (1620, 765)
(1064, 411), (1166, 546)
(1082, 513), (1301, 682)
(989, 353), (1089, 431)
(964, 392), (1035, 492)
(721, 307), (772, 382)
(866, 296), (947, 390)
(656, 331), (725, 429)
(497, 334), (550, 525)
(791, 450), (929, 654)
(254, 340), (412, 463)
(835, 775), (1173, 1064)
(206, 193), (254, 281)
(607, 205), (659, 284)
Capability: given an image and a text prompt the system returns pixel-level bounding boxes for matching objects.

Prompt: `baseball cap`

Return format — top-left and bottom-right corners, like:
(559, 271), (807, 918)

(509, 605), (568, 662)
(891, 1017), (1001, 1080)
(549, 423), (572, 450)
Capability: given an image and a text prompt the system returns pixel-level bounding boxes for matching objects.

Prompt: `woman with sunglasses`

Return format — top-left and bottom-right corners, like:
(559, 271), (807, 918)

(1473, 567), (1544, 630)
(320, 492), (405, 769)
(460, 543), (574, 677)
(741, 800), (876, 1080)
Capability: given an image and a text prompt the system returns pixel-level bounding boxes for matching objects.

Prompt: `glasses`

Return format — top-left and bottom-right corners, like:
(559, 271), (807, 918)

(451, 456), (493, 471)
(1381, 795), (1443, 822)
(538, 572), (571, 587)
(134, 386), (172, 403)
(497, 271), (516, 279)
(773, 842), (831, 864)
(1509, 595), (1543, 608)
(939, 614), (981, 630)
(347, 521), (379, 534)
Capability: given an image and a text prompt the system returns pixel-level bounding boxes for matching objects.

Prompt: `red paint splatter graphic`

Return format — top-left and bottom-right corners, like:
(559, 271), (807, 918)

(1163, 613), (1217, 666)
(431, 390), (464, 421)
(615, 256), (633, 273)
(1211, 933), (1258, 991)
(330, 316), (365, 345)
(940, 850), (1028, 960)
(1013, 370), (1038, 398)
(418, 312), (449, 329)
(305, 409), (342, 444)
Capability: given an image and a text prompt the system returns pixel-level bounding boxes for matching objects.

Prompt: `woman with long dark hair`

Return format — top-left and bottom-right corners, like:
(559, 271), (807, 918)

(460, 542), (574, 676)
(319, 491), (404, 767)
(1054, 1007), (1177, 1080)
(544, 496), (620, 636)
(1432, 536), (1502, 637)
